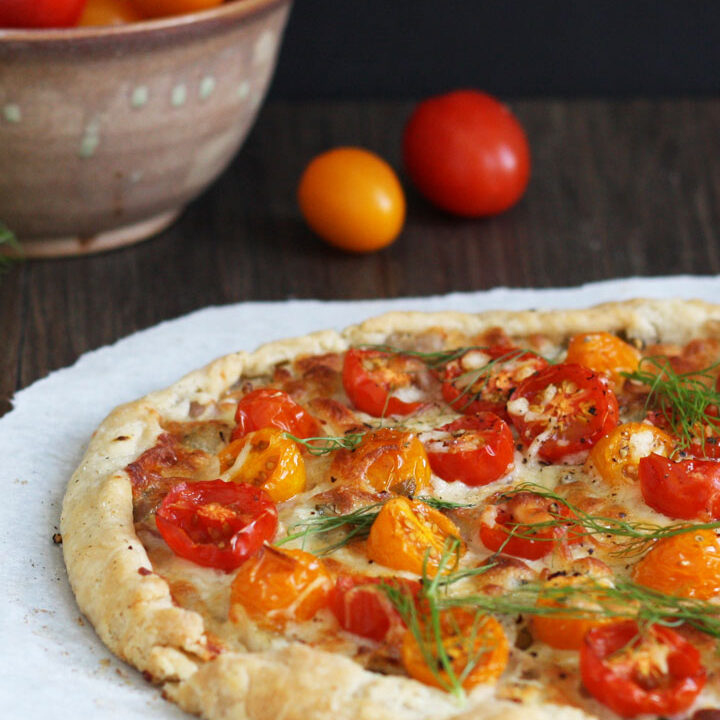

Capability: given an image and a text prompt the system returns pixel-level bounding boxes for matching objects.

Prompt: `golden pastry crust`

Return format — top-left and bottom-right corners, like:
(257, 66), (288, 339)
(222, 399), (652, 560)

(61, 299), (720, 720)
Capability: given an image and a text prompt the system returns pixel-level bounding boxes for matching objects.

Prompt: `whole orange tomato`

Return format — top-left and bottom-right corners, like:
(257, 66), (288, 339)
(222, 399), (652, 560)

(403, 90), (530, 217)
(79, 0), (142, 24)
(298, 147), (406, 253)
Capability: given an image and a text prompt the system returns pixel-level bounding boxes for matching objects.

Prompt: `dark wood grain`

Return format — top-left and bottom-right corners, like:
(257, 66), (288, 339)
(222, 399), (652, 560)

(2, 99), (719, 415)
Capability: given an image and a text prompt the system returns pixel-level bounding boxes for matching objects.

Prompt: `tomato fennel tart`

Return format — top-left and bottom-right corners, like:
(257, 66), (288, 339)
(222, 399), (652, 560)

(61, 300), (720, 720)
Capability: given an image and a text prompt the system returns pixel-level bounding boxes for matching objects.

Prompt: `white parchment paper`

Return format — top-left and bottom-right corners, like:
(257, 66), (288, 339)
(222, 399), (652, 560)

(3, 276), (720, 717)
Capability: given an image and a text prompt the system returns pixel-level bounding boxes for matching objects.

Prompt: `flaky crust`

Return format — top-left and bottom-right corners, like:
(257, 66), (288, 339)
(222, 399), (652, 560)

(61, 299), (720, 720)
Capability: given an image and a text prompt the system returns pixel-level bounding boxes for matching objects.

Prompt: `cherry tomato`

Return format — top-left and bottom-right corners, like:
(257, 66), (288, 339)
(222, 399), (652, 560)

(0, 0), (87, 27)
(565, 332), (641, 394)
(645, 408), (720, 460)
(633, 529), (720, 599)
(366, 496), (464, 576)
(79, 0), (142, 24)
(402, 608), (509, 690)
(342, 348), (432, 417)
(232, 388), (320, 442)
(329, 428), (432, 496)
(479, 491), (581, 560)
(229, 546), (333, 629)
(580, 621), (706, 717)
(297, 147), (405, 253)
(507, 363), (620, 462)
(328, 574), (420, 642)
(639, 453), (720, 520)
(531, 575), (614, 651)
(127, 0), (222, 19)
(440, 346), (548, 420)
(218, 428), (306, 503)
(155, 480), (278, 572)
(423, 412), (514, 486)
(585, 422), (676, 487)
(403, 90), (530, 217)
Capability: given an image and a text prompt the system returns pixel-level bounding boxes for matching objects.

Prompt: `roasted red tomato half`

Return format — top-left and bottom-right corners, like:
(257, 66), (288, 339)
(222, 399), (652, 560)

(342, 348), (432, 417)
(507, 363), (619, 462)
(580, 621), (706, 718)
(440, 346), (548, 420)
(645, 409), (720, 460)
(232, 388), (320, 441)
(639, 453), (720, 519)
(423, 412), (514, 486)
(329, 574), (420, 642)
(0, 0), (87, 27)
(155, 480), (278, 572)
(479, 491), (580, 560)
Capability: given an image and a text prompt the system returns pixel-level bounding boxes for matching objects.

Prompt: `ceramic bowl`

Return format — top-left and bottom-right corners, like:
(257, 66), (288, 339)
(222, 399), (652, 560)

(0, 0), (292, 257)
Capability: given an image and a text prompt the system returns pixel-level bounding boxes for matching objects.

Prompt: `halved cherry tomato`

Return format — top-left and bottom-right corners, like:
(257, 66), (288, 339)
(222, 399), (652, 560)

(79, 0), (142, 24)
(585, 422), (676, 487)
(403, 90), (530, 218)
(639, 453), (720, 520)
(507, 363), (619, 462)
(633, 528), (720, 599)
(155, 480), (278, 572)
(128, 0), (222, 19)
(423, 412), (514, 486)
(329, 428), (431, 496)
(329, 574), (420, 642)
(580, 621), (706, 717)
(298, 147), (405, 253)
(402, 608), (509, 690)
(531, 575), (615, 651)
(565, 332), (641, 394)
(229, 546), (333, 629)
(342, 348), (432, 417)
(367, 497), (464, 576)
(232, 388), (320, 441)
(0, 0), (87, 27)
(440, 346), (548, 420)
(645, 408), (720, 460)
(479, 491), (581, 560)
(219, 428), (306, 503)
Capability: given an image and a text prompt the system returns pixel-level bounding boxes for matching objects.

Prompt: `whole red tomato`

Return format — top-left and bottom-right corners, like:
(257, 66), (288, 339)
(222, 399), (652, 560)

(0, 0), (88, 27)
(403, 90), (530, 217)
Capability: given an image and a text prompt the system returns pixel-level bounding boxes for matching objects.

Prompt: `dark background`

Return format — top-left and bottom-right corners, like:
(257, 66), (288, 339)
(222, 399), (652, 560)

(270, 1), (720, 99)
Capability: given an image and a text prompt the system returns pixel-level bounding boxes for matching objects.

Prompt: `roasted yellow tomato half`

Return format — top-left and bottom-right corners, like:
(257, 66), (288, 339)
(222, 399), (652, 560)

(219, 427), (306, 503)
(329, 428), (431, 496)
(633, 528), (720, 600)
(402, 608), (509, 690)
(585, 421), (676, 487)
(229, 546), (333, 630)
(531, 575), (616, 651)
(565, 332), (641, 393)
(366, 496), (464, 576)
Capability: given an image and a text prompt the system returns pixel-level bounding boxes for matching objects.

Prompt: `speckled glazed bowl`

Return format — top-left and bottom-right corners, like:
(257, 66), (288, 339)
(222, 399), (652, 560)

(0, 0), (292, 257)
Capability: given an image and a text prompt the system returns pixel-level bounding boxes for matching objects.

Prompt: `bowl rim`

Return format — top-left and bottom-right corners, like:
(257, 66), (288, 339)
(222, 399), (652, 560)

(0, 0), (290, 43)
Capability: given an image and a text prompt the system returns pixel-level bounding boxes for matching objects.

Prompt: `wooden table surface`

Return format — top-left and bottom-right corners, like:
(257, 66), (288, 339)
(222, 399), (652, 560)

(2, 98), (719, 416)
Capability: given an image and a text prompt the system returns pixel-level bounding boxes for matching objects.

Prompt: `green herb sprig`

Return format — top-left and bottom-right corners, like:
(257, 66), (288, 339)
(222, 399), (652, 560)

(275, 497), (472, 554)
(0, 222), (22, 277)
(495, 483), (720, 557)
(284, 432), (366, 456)
(380, 541), (497, 700)
(363, 344), (488, 369)
(623, 356), (720, 452)
(379, 543), (720, 700)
